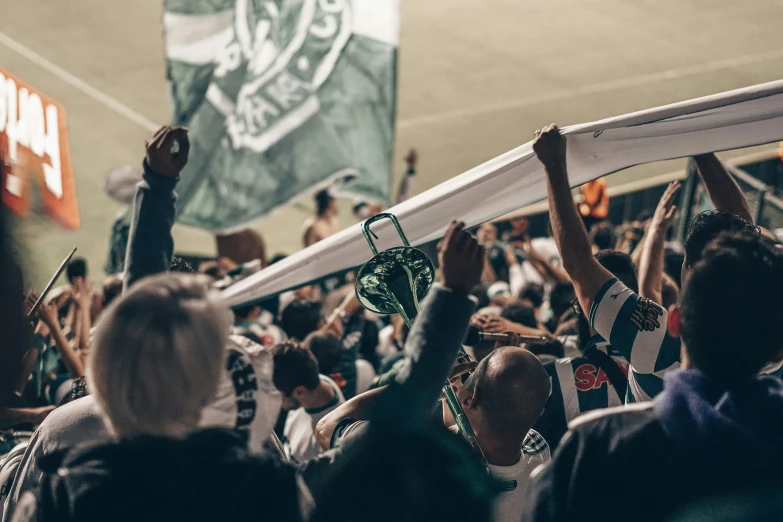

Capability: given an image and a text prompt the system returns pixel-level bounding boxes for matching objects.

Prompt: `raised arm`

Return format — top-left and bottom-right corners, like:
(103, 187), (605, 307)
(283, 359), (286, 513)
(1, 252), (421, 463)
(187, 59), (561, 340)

(638, 182), (680, 304)
(72, 277), (93, 352)
(315, 387), (385, 450)
(693, 153), (753, 223)
(124, 127), (189, 290)
(37, 302), (84, 378)
(533, 125), (614, 314)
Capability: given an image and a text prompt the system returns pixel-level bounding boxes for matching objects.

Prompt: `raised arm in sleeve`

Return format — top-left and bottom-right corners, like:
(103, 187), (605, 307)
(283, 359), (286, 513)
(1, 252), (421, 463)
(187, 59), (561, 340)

(693, 153), (753, 223)
(533, 125), (615, 314)
(123, 126), (189, 291)
(122, 162), (178, 290)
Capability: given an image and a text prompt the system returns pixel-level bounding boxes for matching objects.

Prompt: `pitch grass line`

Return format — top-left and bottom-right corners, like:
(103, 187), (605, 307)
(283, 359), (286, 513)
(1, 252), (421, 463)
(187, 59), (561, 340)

(398, 48), (783, 129)
(0, 30), (160, 133)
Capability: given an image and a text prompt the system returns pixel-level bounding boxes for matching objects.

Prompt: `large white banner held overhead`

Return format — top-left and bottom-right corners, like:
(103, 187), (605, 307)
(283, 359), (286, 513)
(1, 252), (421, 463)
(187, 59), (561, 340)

(222, 79), (783, 306)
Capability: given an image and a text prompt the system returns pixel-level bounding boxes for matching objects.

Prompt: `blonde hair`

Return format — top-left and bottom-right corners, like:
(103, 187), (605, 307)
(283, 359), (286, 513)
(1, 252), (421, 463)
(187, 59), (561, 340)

(87, 273), (229, 439)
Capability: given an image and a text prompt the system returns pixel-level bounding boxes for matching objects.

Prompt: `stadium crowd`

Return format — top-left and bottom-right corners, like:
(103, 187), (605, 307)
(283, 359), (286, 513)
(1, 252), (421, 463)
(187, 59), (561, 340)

(1, 124), (782, 522)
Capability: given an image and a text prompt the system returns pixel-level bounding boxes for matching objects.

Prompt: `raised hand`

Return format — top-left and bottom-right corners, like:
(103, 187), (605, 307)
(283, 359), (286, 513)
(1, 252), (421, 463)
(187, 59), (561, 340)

(438, 221), (485, 295)
(71, 276), (93, 311)
(404, 148), (418, 169)
(145, 126), (190, 178)
(36, 301), (60, 329)
(533, 124), (567, 171)
(651, 181), (681, 232)
(23, 290), (39, 317)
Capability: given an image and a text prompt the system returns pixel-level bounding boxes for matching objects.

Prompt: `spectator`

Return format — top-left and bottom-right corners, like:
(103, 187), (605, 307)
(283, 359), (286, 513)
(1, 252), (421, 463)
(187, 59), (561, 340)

(280, 299), (322, 341)
(3, 127), (283, 521)
(273, 342), (345, 463)
(27, 273), (304, 522)
(579, 178), (609, 231)
(453, 347), (552, 521)
(589, 220), (615, 252)
(216, 228), (267, 266)
(548, 281), (575, 332)
(524, 229), (783, 522)
(503, 216), (530, 244)
(478, 222), (509, 284)
(533, 125), (771, 407)
(100, 274), (124, 309)
(305, 330), (364, 399)
(302, 189), (340, 247)
(310, 427), (495, 522)
(532, 250), (636, 449)
(232, 302), (286, 348)
(501, 299), (538, 329)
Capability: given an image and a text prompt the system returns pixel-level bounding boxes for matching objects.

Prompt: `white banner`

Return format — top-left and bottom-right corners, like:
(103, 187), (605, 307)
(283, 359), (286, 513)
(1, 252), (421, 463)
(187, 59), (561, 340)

(222, 79), (783, 306)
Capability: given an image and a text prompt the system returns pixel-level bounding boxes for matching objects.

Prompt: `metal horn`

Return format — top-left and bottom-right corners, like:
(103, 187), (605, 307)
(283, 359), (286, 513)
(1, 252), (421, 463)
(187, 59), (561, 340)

(355, 213), (490, 471)
(355, 213), (435, 325)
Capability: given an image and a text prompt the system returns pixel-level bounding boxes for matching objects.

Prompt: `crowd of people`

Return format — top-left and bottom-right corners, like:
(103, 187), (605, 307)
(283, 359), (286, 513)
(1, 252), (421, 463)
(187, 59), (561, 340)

(1, 122), (782, 522)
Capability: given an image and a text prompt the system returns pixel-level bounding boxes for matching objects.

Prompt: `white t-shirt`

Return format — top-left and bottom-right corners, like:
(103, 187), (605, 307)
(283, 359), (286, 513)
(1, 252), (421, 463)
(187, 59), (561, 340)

(199, 335), (282, 454)
(488, 430), (551, 522)
(282, 375), (345, 463)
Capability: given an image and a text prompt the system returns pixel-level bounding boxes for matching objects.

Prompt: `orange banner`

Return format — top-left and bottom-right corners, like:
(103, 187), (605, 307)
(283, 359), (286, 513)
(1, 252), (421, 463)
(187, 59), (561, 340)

(0, 68), (79, 229)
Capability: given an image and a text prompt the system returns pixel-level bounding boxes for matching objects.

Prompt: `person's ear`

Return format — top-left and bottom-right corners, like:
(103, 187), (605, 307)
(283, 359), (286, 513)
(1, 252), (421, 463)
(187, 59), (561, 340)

(292, 386), (307, 400)
(667, 305), (681, 338)
(462, 384), (481, 410)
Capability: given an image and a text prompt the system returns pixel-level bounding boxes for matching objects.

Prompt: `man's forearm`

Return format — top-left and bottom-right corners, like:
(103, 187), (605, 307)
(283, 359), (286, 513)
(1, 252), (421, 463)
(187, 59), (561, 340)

(638, 225), (666, 304)
(694, 154), (752, 223)
(391, 284), (476, 420)
(546, 166), (593, 276)
(48, 322), (84, 378)
(0, 407), (42, 429)
(315, 387), (385, 450)
(123, 162), (178, 290)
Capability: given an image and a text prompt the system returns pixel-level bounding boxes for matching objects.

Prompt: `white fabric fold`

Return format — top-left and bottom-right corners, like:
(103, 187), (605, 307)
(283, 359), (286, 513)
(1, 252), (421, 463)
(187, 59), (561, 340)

(222, 79), (783, 306)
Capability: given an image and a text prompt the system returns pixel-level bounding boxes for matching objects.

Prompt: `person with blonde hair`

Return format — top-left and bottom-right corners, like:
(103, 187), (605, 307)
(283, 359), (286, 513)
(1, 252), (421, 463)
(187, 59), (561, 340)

(87, 273), (228, 438)
(23, 273), (303, 522)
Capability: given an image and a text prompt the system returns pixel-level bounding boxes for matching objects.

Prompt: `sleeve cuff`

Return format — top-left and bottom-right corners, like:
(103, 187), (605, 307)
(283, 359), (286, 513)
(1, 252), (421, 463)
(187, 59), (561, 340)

(142, 160), (180, 193)
(588, 277), (619, 327)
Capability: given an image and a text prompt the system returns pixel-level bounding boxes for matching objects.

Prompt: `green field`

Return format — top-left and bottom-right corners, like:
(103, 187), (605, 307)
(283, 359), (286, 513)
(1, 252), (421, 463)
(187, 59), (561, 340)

(2, 0), (781, 286)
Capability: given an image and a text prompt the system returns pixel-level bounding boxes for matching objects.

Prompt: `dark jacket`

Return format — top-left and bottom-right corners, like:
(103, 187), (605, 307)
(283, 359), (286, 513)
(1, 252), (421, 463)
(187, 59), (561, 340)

(31, 429), (302, 522)
(524, 371), (783, 522)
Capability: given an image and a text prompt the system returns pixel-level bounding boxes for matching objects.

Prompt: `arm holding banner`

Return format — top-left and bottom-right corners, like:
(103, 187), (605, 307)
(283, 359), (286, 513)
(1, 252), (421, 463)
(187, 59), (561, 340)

(123, 127), (189, 290)
(693, 153), (753, 223)
(534, 125), (614, 314)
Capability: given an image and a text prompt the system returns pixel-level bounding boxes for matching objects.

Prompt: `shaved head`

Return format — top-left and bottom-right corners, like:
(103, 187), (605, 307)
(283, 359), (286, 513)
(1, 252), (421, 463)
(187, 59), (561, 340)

(459, 347), (551, 441)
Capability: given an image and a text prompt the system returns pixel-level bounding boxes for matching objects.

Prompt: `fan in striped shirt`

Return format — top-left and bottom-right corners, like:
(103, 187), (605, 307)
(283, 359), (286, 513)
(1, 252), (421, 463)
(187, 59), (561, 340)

(533, 125), (776, 412)
(534, 250), (637, 448)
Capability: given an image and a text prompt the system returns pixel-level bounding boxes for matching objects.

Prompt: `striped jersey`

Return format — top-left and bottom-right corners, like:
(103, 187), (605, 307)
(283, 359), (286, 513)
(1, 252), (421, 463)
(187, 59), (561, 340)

(589, 278), (681, 403)
(589, 278), (783, 402)
(534, 337), (628, 448)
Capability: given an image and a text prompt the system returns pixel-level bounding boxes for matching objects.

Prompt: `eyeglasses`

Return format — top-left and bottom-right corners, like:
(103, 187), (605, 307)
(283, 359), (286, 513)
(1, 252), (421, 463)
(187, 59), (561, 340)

(570, 297), (583, 317)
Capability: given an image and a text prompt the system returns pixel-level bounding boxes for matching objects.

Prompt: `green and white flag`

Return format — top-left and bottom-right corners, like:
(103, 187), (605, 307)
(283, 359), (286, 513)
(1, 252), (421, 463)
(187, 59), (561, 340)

(163, 0), (399, 231)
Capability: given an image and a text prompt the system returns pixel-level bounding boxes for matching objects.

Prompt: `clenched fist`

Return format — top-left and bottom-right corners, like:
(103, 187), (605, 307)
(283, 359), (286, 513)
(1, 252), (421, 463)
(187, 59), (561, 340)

(438, 221), (485, 295)
(145, 126), (190, 178)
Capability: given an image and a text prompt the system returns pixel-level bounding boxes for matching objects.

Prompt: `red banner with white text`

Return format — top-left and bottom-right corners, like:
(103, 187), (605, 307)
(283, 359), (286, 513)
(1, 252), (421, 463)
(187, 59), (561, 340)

(0, 67), (79, 229)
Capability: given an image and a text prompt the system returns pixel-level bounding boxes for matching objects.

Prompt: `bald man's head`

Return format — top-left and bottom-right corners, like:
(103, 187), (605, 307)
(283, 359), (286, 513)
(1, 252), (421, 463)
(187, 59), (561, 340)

(458, 347), (551, 442)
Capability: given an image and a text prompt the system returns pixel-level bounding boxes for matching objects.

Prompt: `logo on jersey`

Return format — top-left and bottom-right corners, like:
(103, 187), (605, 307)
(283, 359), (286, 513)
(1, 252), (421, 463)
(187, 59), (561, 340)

(226, 349), (259, 438)
(629, 297), (664, 332)
(574, 364), (612, 391)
